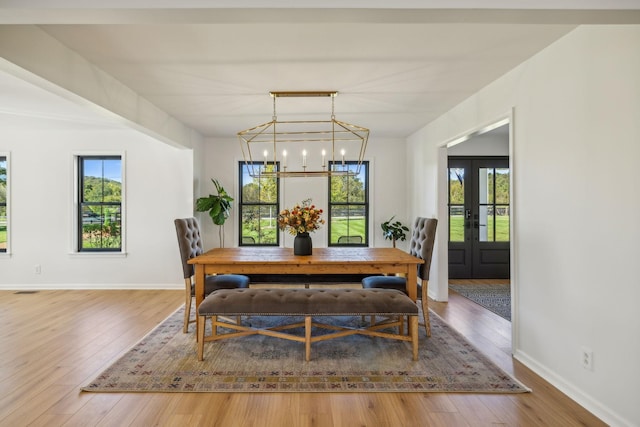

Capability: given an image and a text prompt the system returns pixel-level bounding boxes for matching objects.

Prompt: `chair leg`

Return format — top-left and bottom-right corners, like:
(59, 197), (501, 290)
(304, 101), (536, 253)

(197, 315), (206, 360)
(410, 315), (419, 361)
(421, 279), (431, 337)
(184, 278), (193, 333)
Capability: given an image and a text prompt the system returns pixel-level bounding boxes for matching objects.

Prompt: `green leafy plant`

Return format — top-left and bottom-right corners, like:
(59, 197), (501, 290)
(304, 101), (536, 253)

(196, 179), (234, 247)
(381, 216), (409, 248)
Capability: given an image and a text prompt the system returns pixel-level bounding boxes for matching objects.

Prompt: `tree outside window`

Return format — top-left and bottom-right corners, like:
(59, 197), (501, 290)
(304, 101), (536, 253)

(328, 161), (369, 246)
(239, 162), (279, 245)
(78, 156), (122, 251)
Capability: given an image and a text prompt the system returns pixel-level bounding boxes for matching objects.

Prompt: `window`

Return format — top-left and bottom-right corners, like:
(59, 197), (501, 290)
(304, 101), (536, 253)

(0, 155), (7, 253)
(328, 161), (369, 246)
(77, 156), (122, 252)
(238, 162), (279, 246)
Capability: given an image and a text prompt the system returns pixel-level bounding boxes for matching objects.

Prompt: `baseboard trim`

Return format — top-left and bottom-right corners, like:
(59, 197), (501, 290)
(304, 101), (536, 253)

(0, 283), (183, 291)
(513, 349), (633, 427)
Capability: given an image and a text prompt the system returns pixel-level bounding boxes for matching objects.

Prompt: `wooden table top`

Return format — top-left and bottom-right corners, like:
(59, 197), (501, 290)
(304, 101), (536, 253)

(188, 247), (424, 266)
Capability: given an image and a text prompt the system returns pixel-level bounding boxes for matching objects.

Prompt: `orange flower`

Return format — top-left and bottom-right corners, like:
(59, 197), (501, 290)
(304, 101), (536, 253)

(277, 198), (325, 235)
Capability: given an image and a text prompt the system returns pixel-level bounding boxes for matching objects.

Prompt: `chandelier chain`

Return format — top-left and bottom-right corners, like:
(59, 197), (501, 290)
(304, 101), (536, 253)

(331, 95), (335, 120)
(272, 96), (277, 121)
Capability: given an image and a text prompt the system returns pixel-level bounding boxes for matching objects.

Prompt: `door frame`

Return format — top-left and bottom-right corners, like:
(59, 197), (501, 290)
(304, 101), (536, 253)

(437, 111), (518, 354)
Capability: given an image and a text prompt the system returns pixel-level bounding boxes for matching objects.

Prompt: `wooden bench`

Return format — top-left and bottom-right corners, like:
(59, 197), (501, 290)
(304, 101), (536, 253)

(197, 288), (419, 362)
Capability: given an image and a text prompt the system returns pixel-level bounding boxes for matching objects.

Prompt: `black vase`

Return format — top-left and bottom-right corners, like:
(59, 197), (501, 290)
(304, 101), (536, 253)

(293, 232), (312, 256)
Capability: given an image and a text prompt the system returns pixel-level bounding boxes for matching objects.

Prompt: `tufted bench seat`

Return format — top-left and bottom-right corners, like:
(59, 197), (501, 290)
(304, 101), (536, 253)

(197, 288), (419, 362)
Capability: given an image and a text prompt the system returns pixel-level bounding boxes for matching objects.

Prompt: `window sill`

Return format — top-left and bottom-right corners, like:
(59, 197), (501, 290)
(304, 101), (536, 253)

(68, 252), (128, 258)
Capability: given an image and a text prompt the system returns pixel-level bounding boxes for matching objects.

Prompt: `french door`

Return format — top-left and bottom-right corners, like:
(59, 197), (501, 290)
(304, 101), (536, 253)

(448, 156), (510, 279)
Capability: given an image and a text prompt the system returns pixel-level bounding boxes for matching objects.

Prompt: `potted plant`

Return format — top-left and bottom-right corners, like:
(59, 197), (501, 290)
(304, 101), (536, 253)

(381, 216), (409, 248)
(195, 179), (234, 247)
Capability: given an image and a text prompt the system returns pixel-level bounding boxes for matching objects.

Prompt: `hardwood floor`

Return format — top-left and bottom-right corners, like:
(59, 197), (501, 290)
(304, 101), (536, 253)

(0, 286), (605, 427)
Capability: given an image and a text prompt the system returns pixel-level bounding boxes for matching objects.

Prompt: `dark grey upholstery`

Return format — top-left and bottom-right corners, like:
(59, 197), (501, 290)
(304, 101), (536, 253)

(198, 288), (418, 316)
(174, 217), (250, 332)
(363, 217), (437, 289)
(362, 217), (437, 335)
(360, 275), (406, 292)
(409, 217), (437, 281)
(197, 288), (420, 362)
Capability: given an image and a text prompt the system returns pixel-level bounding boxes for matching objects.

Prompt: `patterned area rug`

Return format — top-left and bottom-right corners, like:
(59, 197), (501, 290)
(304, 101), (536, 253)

(449, 283), (511, 321)
(82, 306), (528, 393)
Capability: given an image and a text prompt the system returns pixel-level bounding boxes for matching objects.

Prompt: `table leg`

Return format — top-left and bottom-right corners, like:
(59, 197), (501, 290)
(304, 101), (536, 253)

(305, 316), (312, 362)
(406, 265), (418, 301)
(195, 264), (205, 343)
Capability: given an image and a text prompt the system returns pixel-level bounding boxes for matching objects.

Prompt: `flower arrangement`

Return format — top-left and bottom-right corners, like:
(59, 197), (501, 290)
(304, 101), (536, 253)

(277, 199), (325, 235)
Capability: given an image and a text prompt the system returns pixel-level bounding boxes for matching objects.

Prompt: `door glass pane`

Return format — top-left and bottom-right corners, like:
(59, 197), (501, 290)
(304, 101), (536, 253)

(479, 168), (492, 204)
(495, 168), (510, 204)
(478, 167), (510, 242)
(449, 206), (464, 242)
(449, 168), (464, 204)
(479, 205), (489, 241)
(448, 167), (465, 242)
(496, 205), (510, 241)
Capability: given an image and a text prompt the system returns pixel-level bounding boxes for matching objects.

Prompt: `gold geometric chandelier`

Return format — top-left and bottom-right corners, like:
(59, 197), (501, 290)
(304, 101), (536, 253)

(237, 91), (369, 178)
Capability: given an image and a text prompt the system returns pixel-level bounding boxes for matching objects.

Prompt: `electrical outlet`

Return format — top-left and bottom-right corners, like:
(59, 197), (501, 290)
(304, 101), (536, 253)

(581, 347), (593, 371)
(34, 264), (41, 274)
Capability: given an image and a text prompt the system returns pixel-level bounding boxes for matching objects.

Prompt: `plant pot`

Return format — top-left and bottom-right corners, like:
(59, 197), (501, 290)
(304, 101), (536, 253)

(294, 232), (312, 256)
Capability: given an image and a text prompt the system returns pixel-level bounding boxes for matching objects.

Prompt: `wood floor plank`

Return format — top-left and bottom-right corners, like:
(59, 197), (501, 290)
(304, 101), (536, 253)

(95, 394), (155, 427)
(0, 288), (607, 427)
(447, 394), (507, 426)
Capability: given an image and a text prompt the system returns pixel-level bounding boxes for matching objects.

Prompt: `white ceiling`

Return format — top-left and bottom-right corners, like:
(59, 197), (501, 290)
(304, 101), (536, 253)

(1, 2), (640, 141)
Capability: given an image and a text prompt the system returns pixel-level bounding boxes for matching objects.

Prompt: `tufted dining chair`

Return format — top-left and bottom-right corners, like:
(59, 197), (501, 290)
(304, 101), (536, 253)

(174, 217), (250, 333)
(362, 217), (437, 336)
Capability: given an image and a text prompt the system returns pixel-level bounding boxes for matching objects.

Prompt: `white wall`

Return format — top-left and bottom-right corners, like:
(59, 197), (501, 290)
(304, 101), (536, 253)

(407, 25), (640, 426)
(0, 128), (194, 289)
(447, 127), (509, 156)
(201, 136), (408, 250)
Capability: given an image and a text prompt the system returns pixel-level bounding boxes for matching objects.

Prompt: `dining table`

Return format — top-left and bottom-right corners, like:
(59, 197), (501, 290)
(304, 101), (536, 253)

(187, 246), (424, 341)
